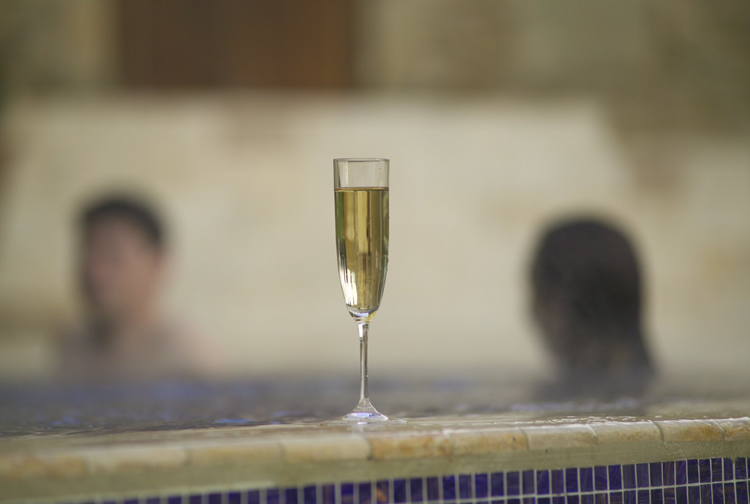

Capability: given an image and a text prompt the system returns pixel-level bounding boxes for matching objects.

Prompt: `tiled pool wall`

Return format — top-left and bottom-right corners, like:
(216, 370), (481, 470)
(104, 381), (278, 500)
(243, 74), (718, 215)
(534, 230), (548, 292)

(67, 457), (750, 504)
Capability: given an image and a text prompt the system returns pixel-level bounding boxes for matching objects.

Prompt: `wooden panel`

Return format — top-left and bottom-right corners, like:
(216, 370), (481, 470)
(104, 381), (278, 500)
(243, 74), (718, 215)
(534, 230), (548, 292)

(118, 0), (354, 88)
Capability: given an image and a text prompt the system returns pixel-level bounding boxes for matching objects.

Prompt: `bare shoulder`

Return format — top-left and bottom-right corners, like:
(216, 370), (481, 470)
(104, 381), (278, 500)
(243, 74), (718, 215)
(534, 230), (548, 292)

(159, 318), (224, 378)
(55, 323), (99, 380)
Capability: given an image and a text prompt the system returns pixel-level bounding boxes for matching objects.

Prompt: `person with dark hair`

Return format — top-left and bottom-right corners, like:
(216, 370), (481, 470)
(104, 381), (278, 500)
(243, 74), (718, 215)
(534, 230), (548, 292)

(59, 194), (214, 380)
(530, 218), (655, 398)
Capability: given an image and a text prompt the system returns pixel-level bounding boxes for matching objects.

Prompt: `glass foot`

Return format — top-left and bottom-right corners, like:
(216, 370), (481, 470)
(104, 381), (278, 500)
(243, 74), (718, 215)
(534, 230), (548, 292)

(323, 399), (403, 425)
(341, 409), (389, 423)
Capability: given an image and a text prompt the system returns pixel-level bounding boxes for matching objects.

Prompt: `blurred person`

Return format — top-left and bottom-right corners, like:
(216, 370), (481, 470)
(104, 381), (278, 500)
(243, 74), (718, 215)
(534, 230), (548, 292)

(59, 194), (217, 381)
(529, 218), (655, 398)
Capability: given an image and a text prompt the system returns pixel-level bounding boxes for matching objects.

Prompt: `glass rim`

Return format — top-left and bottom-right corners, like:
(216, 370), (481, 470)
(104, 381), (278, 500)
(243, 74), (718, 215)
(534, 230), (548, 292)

(334, 158), (389, 163)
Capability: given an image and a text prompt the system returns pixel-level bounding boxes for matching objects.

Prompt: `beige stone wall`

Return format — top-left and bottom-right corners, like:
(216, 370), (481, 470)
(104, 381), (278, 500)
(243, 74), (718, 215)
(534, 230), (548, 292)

(0, 94), (748, 381)
(0, 1), (748, 381)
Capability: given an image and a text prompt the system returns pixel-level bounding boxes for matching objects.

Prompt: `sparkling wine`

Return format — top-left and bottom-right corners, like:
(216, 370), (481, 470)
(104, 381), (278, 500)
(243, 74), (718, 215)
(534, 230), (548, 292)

(335, 187), (389, 321)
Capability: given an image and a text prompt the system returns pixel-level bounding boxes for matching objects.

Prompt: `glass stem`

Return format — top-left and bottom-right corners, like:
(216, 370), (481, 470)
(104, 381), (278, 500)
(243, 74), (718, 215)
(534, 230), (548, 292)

(357, 321), (370, 407)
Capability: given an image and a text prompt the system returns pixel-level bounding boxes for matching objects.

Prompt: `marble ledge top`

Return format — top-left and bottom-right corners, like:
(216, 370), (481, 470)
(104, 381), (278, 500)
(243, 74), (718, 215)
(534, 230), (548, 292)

(1, 415), (750, 481)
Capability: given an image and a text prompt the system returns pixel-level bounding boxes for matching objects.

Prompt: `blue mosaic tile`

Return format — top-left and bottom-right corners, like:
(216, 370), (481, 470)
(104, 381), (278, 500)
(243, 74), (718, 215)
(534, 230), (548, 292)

(507, 471), (520, 496)
(475, 474), (489, 499)
(738, 482), (749, 504)
(267, 488), (281, 504)
(321, 484), (335, 504)
(714, 483), (726, 504)
(50, 455), (750, 504)
(459, 474), (473, 499)
(376, 481), (389, 504)
(725, 459), (735, 482)
(676, 487), (687, 504)
(442, 475), (456, 501)
(737, 458), (748, 481)
(725, 483), (736, 504)
(304, 486), (317, 504)
(610, 465), (623, 490)
(344, 483), (358, 504)
(409, 479), (423, 503)
(638, 464), (651, 488)
(664, 488), (675, 504)
(523, 470), (535, 495)
(623, 465), (636, 490)
(688, 486), (700, 504)
(538, 470), (551, 495)
(596, 467), (609, 491)
(651, 463), (663, 487)
(393, 479), (407, 503)
(582, 468), (595, 493)
(714, 459), (725, 483)
(426, 477), (440, 501)
(700, 460), (712, 483)
(567, 468), (579, 493)
(688, 460), (700, 485)
(553, 470), (565, 494)
(356, 480), (370, 504)
(491, 472), (505, 497)
(664, 462), (676, 486)
(677, 461), (688, 486)
(287, 487), (300, 504)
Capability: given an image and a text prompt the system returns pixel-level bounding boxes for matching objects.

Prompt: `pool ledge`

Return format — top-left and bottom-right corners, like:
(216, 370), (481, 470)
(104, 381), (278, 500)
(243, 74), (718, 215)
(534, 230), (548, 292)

(1, 416), (749, 502)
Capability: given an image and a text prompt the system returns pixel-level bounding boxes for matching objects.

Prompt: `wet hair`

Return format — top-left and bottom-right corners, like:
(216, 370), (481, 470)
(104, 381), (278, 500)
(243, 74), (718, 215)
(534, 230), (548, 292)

(530, 218), (653, 389)
(532, 219), (642, 334)
(80, 195), (166, 250)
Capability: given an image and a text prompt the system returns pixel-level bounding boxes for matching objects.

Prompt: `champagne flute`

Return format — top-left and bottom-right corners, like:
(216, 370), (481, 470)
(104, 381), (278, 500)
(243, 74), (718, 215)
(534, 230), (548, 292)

(333, 158), (391, 423)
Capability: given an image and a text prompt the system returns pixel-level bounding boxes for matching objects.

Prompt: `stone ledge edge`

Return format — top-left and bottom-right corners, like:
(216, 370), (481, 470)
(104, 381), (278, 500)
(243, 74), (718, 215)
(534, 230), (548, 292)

(1, 417), (748, 481)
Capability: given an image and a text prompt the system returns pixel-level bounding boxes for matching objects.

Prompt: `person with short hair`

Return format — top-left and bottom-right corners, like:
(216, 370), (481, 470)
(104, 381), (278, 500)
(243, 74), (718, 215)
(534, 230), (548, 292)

(59, 194), (213, 381)
(530, 218), (655, 398)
